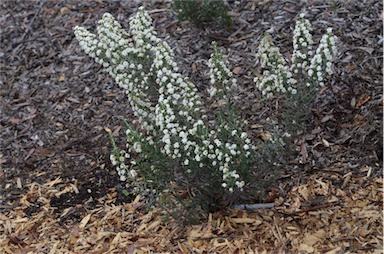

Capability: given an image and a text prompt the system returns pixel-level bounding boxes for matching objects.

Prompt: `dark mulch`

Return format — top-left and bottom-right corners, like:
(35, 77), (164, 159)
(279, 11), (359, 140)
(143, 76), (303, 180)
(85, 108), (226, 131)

(0, 0), (382, 252)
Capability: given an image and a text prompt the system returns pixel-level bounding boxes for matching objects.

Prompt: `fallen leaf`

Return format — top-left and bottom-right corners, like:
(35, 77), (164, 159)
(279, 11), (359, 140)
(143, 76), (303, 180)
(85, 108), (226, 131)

(322, 138), (330, 147)
(70, 224), (79, 244)
(60, 7), (71, 16)
(191, 62), (197, 73)
(177, 241), (189, 253)
(112, 126), (122, 136)
(313, 229), (326, 239)
(27, 106), (37, 115)
(45, 177), (62, 187)
(22, 113), (36, 121)
(79, 214), (91, 229)
(16, 178), (22, 189)
(355, 200), (369, 208)
(66, 97), (80, 103)
(231, 218), (255, 224)
(300, 143), (308, 162)
(34, 147), (55, 157)
(24, 148), (35, 160)
(354, 114), (365, 126)
(111, 232), (122, 245)
(356, 94), (370, 107)
(250, 124), (263, 129)
(303, 234), (320, 245)
(146, 220), (161, 231)
(264, 189), (277, 203)
(258, 131), (272, 141)
(155, 16), (167, 24)
(321, 115), (334, 123)
(65, 150), (84, 156)
(283, 7), (297, 13)
(210, 99), (227, 108)
(298, 243), (314, 253)
(8, 117), (22, 125)
(228, 11), (240, 17)
(298, 185), (310, 201)
(232, 66), (242, 74)
(345, 65), (357, 71)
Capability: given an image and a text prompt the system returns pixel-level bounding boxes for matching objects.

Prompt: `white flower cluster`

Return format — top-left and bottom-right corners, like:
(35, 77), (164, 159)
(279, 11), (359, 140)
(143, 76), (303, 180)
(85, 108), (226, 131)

(291, 13), (313, 76)
(254, 14), (337, 96)
(74, 7), (253, 192)
(74, 11), (158, 133)
(215, 129), (252, 191)
(205, 42), (255, 191)
(110, 150), (137, 181)
(253, 34), (297, 98)
(207, 42), (237, 99)
(307, 28), (337, 87)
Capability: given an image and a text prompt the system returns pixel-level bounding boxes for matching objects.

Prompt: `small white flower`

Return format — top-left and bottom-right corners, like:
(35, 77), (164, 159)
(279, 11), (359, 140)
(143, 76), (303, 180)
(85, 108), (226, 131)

(236, 181), (245, 188)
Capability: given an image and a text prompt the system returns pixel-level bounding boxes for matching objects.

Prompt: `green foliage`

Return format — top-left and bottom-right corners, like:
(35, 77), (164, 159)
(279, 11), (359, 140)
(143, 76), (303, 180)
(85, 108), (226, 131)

(172, 0), (232, 29)
(281, 83), (319, 134)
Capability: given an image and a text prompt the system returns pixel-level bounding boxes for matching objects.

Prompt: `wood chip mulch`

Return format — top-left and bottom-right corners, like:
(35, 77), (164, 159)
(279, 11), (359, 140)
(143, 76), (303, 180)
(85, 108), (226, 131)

(0, 169), (382, 253)
(0, 0), (382, 253)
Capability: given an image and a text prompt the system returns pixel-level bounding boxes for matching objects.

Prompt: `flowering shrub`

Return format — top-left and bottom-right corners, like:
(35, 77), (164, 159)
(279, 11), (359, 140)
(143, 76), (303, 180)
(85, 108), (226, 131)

(254, 14), (337, 132)
(74, 7), (259, 221)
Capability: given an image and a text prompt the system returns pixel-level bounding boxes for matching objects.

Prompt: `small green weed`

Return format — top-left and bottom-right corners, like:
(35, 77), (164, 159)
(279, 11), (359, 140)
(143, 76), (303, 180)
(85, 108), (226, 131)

(172, 0), (232, 29)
